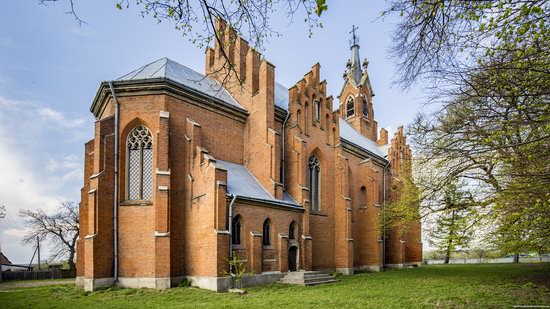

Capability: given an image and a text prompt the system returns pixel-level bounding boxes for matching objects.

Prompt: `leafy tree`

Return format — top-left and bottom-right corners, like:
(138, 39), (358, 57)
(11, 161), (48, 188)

(427, 182), (477, 264)
(384, 0), (549, 258)
(19, 201), (79, 271)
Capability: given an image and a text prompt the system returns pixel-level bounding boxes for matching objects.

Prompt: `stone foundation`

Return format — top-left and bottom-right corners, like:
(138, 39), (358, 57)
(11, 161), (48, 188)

(354, 265), (382, 272)
(187, 271), (285, 292)
(84, 277), (115, 291)
(336, 268), (354, 275)
(117, 277), (171, 289)
(81, 272), (286, 292)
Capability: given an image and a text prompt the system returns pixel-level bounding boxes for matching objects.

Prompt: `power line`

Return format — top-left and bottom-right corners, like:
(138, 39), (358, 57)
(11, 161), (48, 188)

(6, 211), (23, 229)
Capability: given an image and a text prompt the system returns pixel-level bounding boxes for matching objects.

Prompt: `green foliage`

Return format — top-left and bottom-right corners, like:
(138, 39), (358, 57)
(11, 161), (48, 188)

(1, 265), (549, 308)
(428, 182), (478, 262)
(383, 173), (421, 236)
(315, 0), (328, 16)
(387, 0), (550, 256)
(221, 252), (248, 289)
(178, 278), (191, 287)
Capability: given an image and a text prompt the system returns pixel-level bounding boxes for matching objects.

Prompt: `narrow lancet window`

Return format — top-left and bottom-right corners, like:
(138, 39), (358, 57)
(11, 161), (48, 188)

(232, 216), (242, 245)
(263, 219), (271, 246)
(308, 154), (321, 211)
(346, 96), (355, 118)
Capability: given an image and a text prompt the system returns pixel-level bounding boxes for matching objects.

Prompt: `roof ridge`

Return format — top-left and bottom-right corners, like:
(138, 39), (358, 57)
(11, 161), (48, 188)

(118, 57), (167, 80)
(150, 57), (168, 78)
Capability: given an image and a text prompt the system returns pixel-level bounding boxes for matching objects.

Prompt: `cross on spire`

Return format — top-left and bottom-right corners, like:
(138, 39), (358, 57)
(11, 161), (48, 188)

(350, 25), (359, 46)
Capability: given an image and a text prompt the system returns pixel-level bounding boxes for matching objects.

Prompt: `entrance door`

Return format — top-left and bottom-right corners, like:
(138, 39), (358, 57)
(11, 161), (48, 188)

(288, 246), (297, 271)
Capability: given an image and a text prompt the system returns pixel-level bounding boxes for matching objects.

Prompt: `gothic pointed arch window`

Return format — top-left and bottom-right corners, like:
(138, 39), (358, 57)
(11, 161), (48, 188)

(304, 102), (309, 133)
(362, 98), (369, 117)
(325, 114), (330, 142)
(360, 186), (367, 208)
(127, 125), (153, 201)
(314, 100), (321, 121)
(346, 96), (355, 118)
(289, 221), (296, 240)
(232, 215), (242, 245)
(307, 154), (321, 212)
(263, 219), (271, 246)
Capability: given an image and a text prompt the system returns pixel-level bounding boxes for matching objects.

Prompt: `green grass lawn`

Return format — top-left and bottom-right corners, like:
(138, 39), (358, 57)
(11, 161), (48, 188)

(1, 264), (549, 308)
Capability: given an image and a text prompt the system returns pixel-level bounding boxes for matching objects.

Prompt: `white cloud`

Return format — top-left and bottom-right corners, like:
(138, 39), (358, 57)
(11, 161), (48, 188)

(0, 95), (87, 130)
(38, 107), (86, 128)
(3, 227), (31, 238)
(0, 95), (87, 263)
(46, 155), (81, 172)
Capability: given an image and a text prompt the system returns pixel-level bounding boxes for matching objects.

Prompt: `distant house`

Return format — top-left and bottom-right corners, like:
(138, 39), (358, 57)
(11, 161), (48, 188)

(0, 252), (12, 265)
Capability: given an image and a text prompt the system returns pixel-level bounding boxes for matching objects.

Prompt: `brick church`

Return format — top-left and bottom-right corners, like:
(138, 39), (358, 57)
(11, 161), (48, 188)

(76, 21), (422, 291)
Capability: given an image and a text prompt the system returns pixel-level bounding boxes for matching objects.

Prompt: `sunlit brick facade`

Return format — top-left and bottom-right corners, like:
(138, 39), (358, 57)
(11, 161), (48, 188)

(76, 21), (422, 291)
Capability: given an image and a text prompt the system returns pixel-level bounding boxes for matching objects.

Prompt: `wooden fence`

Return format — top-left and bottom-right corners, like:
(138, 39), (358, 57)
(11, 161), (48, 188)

(1, 269), (75, 281)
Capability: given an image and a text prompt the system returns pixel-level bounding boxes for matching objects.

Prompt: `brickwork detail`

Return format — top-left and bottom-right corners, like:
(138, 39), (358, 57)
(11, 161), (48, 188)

(77, 21), (422, 291)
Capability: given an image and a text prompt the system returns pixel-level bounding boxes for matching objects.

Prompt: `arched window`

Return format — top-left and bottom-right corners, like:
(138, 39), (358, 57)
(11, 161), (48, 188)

(296, 109), (301, 128)
(304, 102), (309, 132)
(360, 186), (367, 208)
(346, 96), (355, 118)
(127, 125), (153, 201)
(308, 154), (321, 212)
(232, 215), (242, 245)
(325, 114), (330, 142)
(362, 98), (369, 117)
(262, 219), (271, 246)
(314, 100), (321, 121)
(289, 221), (296, 240)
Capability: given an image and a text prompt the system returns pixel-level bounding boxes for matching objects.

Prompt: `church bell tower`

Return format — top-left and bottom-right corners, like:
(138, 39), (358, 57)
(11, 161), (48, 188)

(338, 26), (380, 142)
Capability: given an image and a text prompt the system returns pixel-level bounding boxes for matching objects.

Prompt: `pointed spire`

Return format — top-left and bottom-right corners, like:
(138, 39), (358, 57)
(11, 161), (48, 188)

(347, 25), (362, 85)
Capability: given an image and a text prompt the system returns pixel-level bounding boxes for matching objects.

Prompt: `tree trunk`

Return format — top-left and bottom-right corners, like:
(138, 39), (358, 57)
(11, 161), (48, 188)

(513, 253), (519, 263)
(68, 248), (76, 271)
(444, 247), (451, 264)
(444, 237), (453, 264)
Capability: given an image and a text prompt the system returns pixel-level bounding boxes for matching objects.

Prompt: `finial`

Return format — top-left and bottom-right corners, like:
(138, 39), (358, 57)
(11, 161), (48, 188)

(346, 59), (352, 69)
(362, 58), (369, 69)
(349, 25), (359, 47)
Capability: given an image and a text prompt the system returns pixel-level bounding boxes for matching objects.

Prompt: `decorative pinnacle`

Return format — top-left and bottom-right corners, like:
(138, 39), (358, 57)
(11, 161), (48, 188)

(363, 58), (369, 69)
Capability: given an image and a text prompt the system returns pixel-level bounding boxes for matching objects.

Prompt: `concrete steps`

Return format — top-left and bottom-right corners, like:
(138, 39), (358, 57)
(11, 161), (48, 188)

(280, 271), (339, 286)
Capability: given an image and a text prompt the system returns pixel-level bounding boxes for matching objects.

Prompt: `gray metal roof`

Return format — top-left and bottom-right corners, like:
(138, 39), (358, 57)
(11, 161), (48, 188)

(349, 45), (363, 86)
(117, 57), (242, 109)
(275, 82), (289, 110)
(216, 160), (299, 207)
(377, 143), (390, 157)
(339, 119), (388, 159)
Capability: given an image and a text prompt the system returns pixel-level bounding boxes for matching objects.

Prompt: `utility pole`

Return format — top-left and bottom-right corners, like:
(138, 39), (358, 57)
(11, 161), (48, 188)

(37, 236), (41, 270)
(0, 206), (5, 259)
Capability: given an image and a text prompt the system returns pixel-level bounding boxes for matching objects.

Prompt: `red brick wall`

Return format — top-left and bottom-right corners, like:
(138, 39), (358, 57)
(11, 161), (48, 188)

(78, 23), (421, 284)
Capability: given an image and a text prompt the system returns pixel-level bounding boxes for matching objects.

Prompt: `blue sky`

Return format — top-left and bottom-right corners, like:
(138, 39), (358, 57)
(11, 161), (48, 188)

(0, 0), (425, 263)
